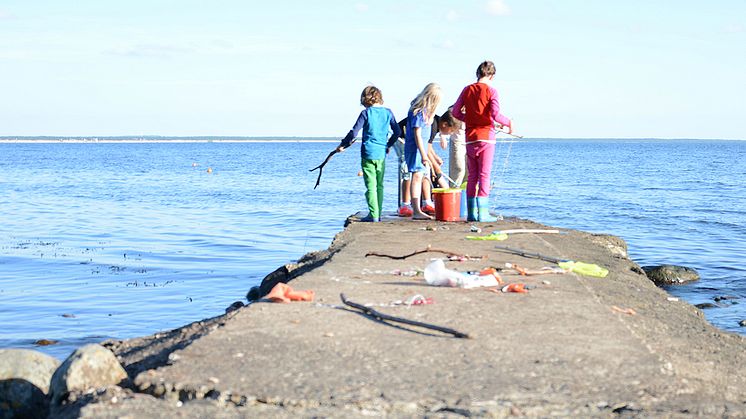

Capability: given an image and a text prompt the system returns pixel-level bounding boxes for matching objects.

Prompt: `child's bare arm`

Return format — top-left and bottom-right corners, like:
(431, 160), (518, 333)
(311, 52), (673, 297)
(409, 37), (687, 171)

(414, 128), (430, 167)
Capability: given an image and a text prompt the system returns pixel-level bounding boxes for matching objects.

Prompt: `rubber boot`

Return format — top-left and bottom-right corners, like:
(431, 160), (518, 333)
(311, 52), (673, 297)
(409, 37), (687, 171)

(467, 198), (478, 222)
(477, 197), (497, 222)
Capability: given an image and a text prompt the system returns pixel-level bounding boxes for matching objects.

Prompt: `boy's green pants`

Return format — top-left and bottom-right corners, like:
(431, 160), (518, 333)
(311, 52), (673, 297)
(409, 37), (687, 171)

(362, 158), (385, 219)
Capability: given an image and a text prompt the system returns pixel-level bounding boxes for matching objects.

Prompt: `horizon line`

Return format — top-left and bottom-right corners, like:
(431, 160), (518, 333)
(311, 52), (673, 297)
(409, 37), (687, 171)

(1, 135), (743, 142)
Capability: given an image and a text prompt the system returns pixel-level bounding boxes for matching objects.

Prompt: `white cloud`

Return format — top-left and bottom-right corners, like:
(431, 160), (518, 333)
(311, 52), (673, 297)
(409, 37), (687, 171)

(485, 0), (511, 16)
(355, 3), (369, 13)
(446, 10), (459, 22)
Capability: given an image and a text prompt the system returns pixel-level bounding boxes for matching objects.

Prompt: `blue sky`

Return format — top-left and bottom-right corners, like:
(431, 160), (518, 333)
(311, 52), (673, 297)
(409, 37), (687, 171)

(1, 0), (744, 139)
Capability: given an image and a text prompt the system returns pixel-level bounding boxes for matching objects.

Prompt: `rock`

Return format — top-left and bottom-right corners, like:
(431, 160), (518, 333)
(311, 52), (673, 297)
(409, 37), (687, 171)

(589, 234), (628, 258)
(246, 286), (261, 301)
(641, 265), (700, 286)
(0, 349), (61, 419)
(739, 320), (746, 327)
(49, 344), (128, 405)
(32, 339), (59, 346)
(225, 300), (244, 313)
(714, 295), (739, 302)
(695, 303), (718, 310)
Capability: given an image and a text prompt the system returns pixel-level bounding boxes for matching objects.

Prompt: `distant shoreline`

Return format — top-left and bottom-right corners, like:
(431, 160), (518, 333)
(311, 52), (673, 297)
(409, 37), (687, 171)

(0, 137), (742, 143)
(0, 138), (339, 144)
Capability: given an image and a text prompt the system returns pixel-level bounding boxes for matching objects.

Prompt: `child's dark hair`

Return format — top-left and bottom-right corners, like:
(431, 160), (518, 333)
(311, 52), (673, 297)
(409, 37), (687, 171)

(476, 61), (496, 79)
(440, 107), (462, 129)
(360, 85), (383, 107)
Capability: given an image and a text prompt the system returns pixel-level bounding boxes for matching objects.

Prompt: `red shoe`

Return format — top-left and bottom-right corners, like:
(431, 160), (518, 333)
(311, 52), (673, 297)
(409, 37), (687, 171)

(422, 204), (436, 215)
(398, 206), (413, 217)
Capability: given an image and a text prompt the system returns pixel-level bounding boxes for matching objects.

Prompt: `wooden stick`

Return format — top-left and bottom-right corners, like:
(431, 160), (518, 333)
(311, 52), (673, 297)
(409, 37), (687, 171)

(365, 245), (475, 260)
(340, 294), (470, 339)
(309, 139), (356, 189)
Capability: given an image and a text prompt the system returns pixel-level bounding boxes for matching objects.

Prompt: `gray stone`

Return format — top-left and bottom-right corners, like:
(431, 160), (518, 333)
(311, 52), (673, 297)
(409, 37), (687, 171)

(225, 300), (244, 313)
(641, 264), (700, 286)
(589, 234), (628, 258)
(49, 344), (128, 405)
(0, 349), (60, 419)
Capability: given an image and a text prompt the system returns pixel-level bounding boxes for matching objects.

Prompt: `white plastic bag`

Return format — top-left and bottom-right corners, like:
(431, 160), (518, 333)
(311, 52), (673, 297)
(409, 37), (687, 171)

(424, 259), (499, 289)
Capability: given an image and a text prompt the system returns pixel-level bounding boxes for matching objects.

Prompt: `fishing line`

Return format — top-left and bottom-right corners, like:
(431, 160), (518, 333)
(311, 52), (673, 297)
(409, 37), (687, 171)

(439, 172), (459, 188)
(489, 131), (519, 218)
(303, 229), (311, 254)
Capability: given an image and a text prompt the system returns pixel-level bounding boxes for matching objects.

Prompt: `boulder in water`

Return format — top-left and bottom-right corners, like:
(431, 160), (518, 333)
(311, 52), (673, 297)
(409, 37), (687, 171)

(0, 349), (61, 419)
(641, 264), (700, 286)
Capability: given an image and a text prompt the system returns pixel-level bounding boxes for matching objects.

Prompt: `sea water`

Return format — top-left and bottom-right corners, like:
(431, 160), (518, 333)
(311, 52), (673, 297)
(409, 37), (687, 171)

(0, 139), (744, 359)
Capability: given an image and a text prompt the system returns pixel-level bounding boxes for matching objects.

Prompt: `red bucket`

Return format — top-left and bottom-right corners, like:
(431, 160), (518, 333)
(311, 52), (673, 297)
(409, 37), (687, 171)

(432, 188), (462, 222)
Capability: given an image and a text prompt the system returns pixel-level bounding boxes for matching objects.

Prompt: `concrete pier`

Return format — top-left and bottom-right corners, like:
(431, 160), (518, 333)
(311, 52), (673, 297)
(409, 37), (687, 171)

(55, 216), (746, 417)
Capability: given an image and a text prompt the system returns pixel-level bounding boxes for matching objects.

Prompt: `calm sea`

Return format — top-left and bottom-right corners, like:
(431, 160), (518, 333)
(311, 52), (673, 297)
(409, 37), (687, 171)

(1, 139), (744, 359)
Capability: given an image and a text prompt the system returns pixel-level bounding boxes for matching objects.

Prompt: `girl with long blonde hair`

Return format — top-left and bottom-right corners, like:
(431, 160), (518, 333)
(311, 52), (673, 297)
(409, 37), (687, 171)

(403, 83), (441, 220)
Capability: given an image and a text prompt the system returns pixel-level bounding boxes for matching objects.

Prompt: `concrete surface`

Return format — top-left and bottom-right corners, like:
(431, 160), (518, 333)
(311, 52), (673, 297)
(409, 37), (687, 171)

(54, 215), (746, 418)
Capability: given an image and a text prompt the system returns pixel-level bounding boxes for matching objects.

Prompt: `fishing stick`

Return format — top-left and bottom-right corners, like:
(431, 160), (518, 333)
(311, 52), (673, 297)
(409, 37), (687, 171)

(496, 130), (523, 139)
(494, 245), (562, 263)
(309, 139), (356, 189)
(494, 245), (609, 278)
(340, 293), (470, 339)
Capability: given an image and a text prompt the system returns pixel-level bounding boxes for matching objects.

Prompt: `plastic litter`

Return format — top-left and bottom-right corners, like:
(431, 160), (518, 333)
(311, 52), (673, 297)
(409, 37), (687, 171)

(390, 269), (421, 277)
(501, 283), (529, 293)
(362, 294), (434, 308)
(557, 261), (609, 278)
(466, 232), (509, 241)
(504, 262), (568, 276)
(266, 283), (315, 303)
(466, 268), (505, 285)
(406, 294), (434, 306)
(424, 259), (500, 288)
(611, 305), (636, 315)
(495, 245), (609, 278)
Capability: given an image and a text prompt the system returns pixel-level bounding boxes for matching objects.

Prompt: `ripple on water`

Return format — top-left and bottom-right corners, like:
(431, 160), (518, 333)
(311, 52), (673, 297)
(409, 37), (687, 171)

(1, 140), (744, 360)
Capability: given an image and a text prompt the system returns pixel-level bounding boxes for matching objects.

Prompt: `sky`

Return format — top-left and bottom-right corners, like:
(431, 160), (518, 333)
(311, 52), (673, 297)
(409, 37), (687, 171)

(0, 0), (744, 139)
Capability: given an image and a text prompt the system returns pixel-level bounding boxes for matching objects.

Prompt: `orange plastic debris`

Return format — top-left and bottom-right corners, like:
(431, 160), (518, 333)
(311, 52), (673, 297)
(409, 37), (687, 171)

(479, 267), (504, 285)
(266, 283), (315, 303)
(286, 287), (315, 301)
(611, 305), (636, 315)
(511, 264), (529, 276)
(501, 283), (528, 293)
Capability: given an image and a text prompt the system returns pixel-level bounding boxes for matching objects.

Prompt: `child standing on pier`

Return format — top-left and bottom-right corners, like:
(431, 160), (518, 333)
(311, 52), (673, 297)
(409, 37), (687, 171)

(452, 61), (512, 222)
(404, 83), (442, 220)
(440, 108), (468, 188)
(337, 85), (401, 222)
